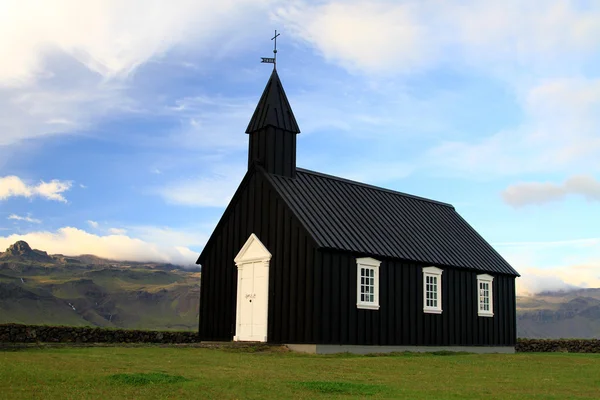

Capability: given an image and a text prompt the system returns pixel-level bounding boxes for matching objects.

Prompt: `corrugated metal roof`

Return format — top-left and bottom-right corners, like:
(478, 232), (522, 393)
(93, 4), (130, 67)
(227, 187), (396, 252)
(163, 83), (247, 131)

(265, 168), (519, 276)
(246, 69), (300, 134)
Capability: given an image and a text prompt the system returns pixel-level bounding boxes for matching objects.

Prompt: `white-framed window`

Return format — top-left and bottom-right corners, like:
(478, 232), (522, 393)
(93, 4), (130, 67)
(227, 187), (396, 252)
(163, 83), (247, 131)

(356, 257), (381, 310)
(477, 274), (494, 317)
(423, 266), (443, 314)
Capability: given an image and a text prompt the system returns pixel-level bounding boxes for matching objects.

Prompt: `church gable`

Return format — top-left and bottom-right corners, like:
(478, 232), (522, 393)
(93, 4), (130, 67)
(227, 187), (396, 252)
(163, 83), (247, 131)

(197, 166), (319, 266)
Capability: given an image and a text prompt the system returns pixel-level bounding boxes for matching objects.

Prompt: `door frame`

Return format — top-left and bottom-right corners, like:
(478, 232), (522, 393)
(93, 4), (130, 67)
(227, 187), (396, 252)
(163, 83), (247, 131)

(233, 233), (271, 342)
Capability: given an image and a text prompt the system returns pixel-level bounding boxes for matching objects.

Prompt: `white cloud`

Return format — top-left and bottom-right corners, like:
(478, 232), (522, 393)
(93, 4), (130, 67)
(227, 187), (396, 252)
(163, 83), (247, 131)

(276, 1), (600, 76)
(275, 1), (431, 74)
(160, 94), (255, 151)
(0, 81), (135, 146)
(496, 237), (600, 294)
(274, 2), (600, 180)
(108, 228), (127, 235)
(502, 175), (600, 207)
(154, 163), (245, 207)
(0, 226), (201, 266)
(126, 225), (207, 248)
(0, 175), (72, 202)
(87, 220), (99, 229)
(8, 214), (41, 224)
(428, 78), (600, 178)
(0, 0), (273, 86)
(0, 0), (274, 146)
(518, 264), (600, 296)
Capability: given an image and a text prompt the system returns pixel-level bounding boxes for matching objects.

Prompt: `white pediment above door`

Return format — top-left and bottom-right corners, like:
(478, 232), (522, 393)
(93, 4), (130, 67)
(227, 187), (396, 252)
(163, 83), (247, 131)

(234, 233), (272, 265)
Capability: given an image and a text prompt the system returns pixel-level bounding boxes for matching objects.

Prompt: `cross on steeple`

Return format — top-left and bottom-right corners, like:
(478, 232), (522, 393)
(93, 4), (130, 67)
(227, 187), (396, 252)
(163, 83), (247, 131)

(271, 30), (280, 68)
(261, 30), (281, 69)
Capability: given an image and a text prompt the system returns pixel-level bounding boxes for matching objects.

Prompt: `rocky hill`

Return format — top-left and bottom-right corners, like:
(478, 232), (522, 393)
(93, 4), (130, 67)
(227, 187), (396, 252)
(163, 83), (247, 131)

(0, 240), (54, 263)
(516, 289), (600, 339)
(0, 241), (199, 331)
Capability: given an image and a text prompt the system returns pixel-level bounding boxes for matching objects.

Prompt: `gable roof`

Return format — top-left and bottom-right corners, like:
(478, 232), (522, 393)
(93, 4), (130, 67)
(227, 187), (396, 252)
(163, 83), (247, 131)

(264, 168), (519, 276)
(245, 69), (300, 134)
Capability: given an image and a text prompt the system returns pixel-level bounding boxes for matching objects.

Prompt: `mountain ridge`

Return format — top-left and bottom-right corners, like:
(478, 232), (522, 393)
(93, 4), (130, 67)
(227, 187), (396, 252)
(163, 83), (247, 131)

(0, 240), (200, 272)
(1, 241), (598, 337)
(0, 241), (199, 330)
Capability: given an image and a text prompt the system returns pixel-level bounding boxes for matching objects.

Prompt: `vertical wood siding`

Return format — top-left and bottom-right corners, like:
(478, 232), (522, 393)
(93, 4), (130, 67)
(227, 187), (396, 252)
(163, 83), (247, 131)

(248, 127), (297, 178)
(313, 251), (516, 346)
(199, 170), (318, 342)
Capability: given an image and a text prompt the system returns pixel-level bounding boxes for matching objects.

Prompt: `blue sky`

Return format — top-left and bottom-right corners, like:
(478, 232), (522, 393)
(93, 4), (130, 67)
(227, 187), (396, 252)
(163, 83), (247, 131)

(0, 0), (599, 293)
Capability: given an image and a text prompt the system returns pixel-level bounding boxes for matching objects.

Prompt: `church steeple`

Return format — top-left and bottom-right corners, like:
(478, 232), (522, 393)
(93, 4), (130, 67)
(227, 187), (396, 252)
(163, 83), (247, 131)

(246, 69), (300, 178)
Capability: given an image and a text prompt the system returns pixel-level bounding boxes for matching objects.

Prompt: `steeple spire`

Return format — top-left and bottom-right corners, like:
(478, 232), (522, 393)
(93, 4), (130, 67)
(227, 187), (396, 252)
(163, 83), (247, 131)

(246, 69), (300, 177)
(246, 69), (300, 134)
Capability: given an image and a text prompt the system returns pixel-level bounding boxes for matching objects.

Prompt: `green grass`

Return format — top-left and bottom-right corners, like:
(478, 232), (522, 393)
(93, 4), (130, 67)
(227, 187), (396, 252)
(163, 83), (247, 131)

(109, 372), (189, 385)
(0, 347), (599, 399)
(295, 381), (383, 395)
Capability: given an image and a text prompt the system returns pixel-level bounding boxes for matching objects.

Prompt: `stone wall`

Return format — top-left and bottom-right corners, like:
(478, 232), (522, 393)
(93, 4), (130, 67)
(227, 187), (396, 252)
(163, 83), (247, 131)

(0, 323), (199, 344)
(1, 324), (598, 352)
(516, 338), (600, 353)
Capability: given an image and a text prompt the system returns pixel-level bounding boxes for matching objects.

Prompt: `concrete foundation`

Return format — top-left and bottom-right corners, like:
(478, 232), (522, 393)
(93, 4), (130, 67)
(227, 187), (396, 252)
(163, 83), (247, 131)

(286, 344), (515, 354)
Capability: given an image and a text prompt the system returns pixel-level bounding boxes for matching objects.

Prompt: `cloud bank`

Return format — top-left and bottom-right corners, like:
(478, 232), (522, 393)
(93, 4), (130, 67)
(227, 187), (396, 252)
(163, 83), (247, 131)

(517, 264), (600, 296)
(496, 237), (600, 294)
(0, 227), (200, 266)
(0, 0), (274, 146)
(503, 175), (600, 207)
(276, 0), (600, 76)
(154, 164), (245, 207)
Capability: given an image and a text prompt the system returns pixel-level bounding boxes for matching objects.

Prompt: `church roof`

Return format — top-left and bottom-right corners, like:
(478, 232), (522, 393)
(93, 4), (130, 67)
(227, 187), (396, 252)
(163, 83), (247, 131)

(245, 69), (300, 134)
(264, 168), (519, 276)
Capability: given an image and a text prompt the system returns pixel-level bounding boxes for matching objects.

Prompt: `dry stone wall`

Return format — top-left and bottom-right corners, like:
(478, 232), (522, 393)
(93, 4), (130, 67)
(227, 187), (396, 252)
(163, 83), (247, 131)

(516, 338), (600, 353)
(1, 324), (598, 352)
(0, 323), (199, 344)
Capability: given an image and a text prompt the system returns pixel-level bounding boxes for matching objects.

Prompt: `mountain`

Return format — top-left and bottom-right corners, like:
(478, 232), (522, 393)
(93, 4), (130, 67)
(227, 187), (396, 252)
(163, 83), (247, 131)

(0, 241), (199, 330)
(0, 240), (54, 263)
(516, 289), (600, 339)
(1, 241), (598, 337)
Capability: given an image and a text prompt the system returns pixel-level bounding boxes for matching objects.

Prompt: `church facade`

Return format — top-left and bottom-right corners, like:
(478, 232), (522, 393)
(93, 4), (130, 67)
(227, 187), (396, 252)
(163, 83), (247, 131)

(196, 69), (519, 353)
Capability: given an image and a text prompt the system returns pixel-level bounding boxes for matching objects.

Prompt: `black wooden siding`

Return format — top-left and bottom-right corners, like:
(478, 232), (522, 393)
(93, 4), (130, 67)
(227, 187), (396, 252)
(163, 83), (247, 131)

(199, 169), (318, 341)
(248, 126), (297, 178)
(311, 250), (516, 346)
(199, 168), (516, 346)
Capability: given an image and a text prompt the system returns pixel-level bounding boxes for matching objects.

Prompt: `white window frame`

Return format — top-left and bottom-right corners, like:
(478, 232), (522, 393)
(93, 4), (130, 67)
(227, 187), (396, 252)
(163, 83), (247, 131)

(356, 257), (381, 310)
(423, 266), (443, 314)
(477, 274), (494, 317)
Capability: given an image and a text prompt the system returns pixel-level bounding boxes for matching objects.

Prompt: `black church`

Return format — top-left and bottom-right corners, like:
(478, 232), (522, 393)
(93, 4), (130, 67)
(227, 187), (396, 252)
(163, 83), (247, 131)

(196, 66), (520, 354)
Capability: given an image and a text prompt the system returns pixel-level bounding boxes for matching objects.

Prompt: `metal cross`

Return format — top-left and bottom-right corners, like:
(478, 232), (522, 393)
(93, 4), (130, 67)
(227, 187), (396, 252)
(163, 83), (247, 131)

(271, 30), (280, 68)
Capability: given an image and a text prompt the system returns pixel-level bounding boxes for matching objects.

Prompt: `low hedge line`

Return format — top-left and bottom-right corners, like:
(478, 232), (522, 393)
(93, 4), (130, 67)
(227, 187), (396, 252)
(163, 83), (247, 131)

(516, 338), (600, 353)
(1, 324), (598, 352)
(0, 323), (199, 344)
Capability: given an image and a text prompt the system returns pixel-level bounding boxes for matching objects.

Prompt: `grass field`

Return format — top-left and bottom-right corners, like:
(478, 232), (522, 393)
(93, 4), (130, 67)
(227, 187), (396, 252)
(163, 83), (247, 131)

(1, 346), (599, 399)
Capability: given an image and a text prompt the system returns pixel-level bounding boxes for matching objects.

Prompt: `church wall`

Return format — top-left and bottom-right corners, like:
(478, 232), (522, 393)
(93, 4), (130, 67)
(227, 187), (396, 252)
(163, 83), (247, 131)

(314, 250), (517, 346)
(198, 169), (319, 342)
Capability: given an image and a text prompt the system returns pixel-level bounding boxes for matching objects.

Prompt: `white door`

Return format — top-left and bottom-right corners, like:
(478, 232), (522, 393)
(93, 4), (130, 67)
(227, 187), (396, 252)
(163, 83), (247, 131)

(234, 234), (271, 342)
(237, 261), (268, 341)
